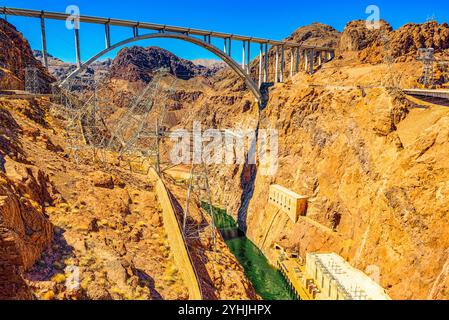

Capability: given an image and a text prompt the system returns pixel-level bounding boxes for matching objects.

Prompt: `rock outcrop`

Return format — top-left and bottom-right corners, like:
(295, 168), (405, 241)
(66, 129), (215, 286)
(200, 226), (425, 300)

(0, 165), (54, 299)
(33, 50), (112, 88)
(0, 19), (54, 92)
(388, 21), (449, 57)
(339, 20), (393, 52)
(287, 22), (341, 49)
(109, 46), (219, 83)
(339, 20), (449, 64)
(192, 59), (227, 73)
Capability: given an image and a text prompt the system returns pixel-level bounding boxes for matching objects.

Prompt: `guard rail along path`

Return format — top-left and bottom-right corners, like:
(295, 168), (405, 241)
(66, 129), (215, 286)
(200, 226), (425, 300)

(148, 167), (202, 300)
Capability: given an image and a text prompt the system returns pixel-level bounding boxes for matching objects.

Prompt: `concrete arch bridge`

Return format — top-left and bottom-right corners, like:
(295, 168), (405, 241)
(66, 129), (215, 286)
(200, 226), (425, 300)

(2, 7), (335, 103)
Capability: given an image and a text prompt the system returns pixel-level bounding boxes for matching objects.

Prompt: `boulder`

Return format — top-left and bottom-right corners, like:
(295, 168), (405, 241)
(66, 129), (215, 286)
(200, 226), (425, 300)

(86, 282), (112, 300)
(0, 171), (53, 299)
(89, 172), (114, 189)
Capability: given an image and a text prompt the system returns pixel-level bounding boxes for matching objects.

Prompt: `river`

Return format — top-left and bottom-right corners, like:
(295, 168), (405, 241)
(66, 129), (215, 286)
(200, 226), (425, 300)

(203, 203), (296, 300)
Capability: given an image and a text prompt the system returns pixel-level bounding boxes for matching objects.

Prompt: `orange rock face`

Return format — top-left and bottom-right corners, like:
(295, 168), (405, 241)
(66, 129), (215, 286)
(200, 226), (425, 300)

(0, 19), (54, 92)
(197, 22), (449, 300)
(0, 162), (54, 299)
(2, 13), (449, 300)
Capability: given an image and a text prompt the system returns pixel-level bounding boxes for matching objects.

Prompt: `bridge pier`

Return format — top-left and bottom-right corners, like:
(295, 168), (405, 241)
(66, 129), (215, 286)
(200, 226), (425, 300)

(264, 43), (269, 82)
(259, 43), (263, 87)
(318, 51), (322, 67)
(203, 34), (211, 44)
(280, 46), (285, 83)
(246, 40), (251, 74)
(304, 49), (309, 72)
(242, 40), (246, 70)
(40, 14), (48, 68)
(133, 24), (139, 38)
(74, 28), (81, 68)
(275, 46), (279, 83)
(228, 37), (232, 56)
(295, 47), (300, 74)
(105, 23), (111, 49)
(223, 37), (232, 56)
(290, 48), (294, 78)
(309, 49), (314, 74)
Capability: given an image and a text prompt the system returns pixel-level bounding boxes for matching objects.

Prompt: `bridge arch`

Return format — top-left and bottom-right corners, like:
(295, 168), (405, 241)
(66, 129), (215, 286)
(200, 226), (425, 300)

(59, 32), (262, 102)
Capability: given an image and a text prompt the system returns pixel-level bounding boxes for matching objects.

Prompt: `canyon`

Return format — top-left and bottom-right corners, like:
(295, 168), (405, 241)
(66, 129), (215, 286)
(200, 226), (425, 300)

(1, 13), (449, 301)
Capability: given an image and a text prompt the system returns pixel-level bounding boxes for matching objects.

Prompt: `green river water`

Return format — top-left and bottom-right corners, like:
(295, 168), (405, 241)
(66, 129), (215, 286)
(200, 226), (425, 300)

(202, 203), (296, 300)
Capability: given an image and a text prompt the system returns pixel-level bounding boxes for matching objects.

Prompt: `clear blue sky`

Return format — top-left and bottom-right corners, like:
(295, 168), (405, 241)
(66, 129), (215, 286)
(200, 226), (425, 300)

(1, 0), (448, 63)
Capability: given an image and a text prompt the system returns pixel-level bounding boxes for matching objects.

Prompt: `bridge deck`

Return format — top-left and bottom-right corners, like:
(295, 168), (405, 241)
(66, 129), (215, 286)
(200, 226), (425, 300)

(1, 7), (333, 50)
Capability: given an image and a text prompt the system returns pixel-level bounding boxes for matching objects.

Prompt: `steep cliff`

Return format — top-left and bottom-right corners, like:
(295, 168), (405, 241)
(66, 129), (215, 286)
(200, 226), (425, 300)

(210, 20), (449, 300)
(2, 13), (449, 300)
(0, 19), (54, 92)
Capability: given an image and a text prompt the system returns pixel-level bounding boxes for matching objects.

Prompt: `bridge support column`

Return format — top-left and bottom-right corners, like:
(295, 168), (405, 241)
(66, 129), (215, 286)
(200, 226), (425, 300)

(258, 43), (263, 87)
(224, 38), (232, 56)
(309, 49), (314, 75)
(133, 25), (139, 38)
(228, 38), (232, 56)
(74, 28), (81, 68)
(280, 46), (285, 82)
(246, 40), (251, 74)
(40, 15), (48, 68)
(304, 49), (309, 72)
(242, 40), (246, 70)
(295, 47), (300, 74)
(290, 48), (294, 78)
(275, 46), (279, 83)
(318, 51), (322, 66)
(105, 23), (111, 49)
(264, 43), (269, 83)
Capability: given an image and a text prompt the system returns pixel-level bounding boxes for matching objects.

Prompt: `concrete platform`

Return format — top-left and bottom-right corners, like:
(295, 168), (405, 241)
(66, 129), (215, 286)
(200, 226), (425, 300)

(403, 88), (449, 100)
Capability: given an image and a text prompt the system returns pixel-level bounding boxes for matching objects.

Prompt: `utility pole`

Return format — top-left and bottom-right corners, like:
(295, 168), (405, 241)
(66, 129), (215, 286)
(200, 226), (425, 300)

(417, 48), (435, 88)
(182, 162), (218, 254)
